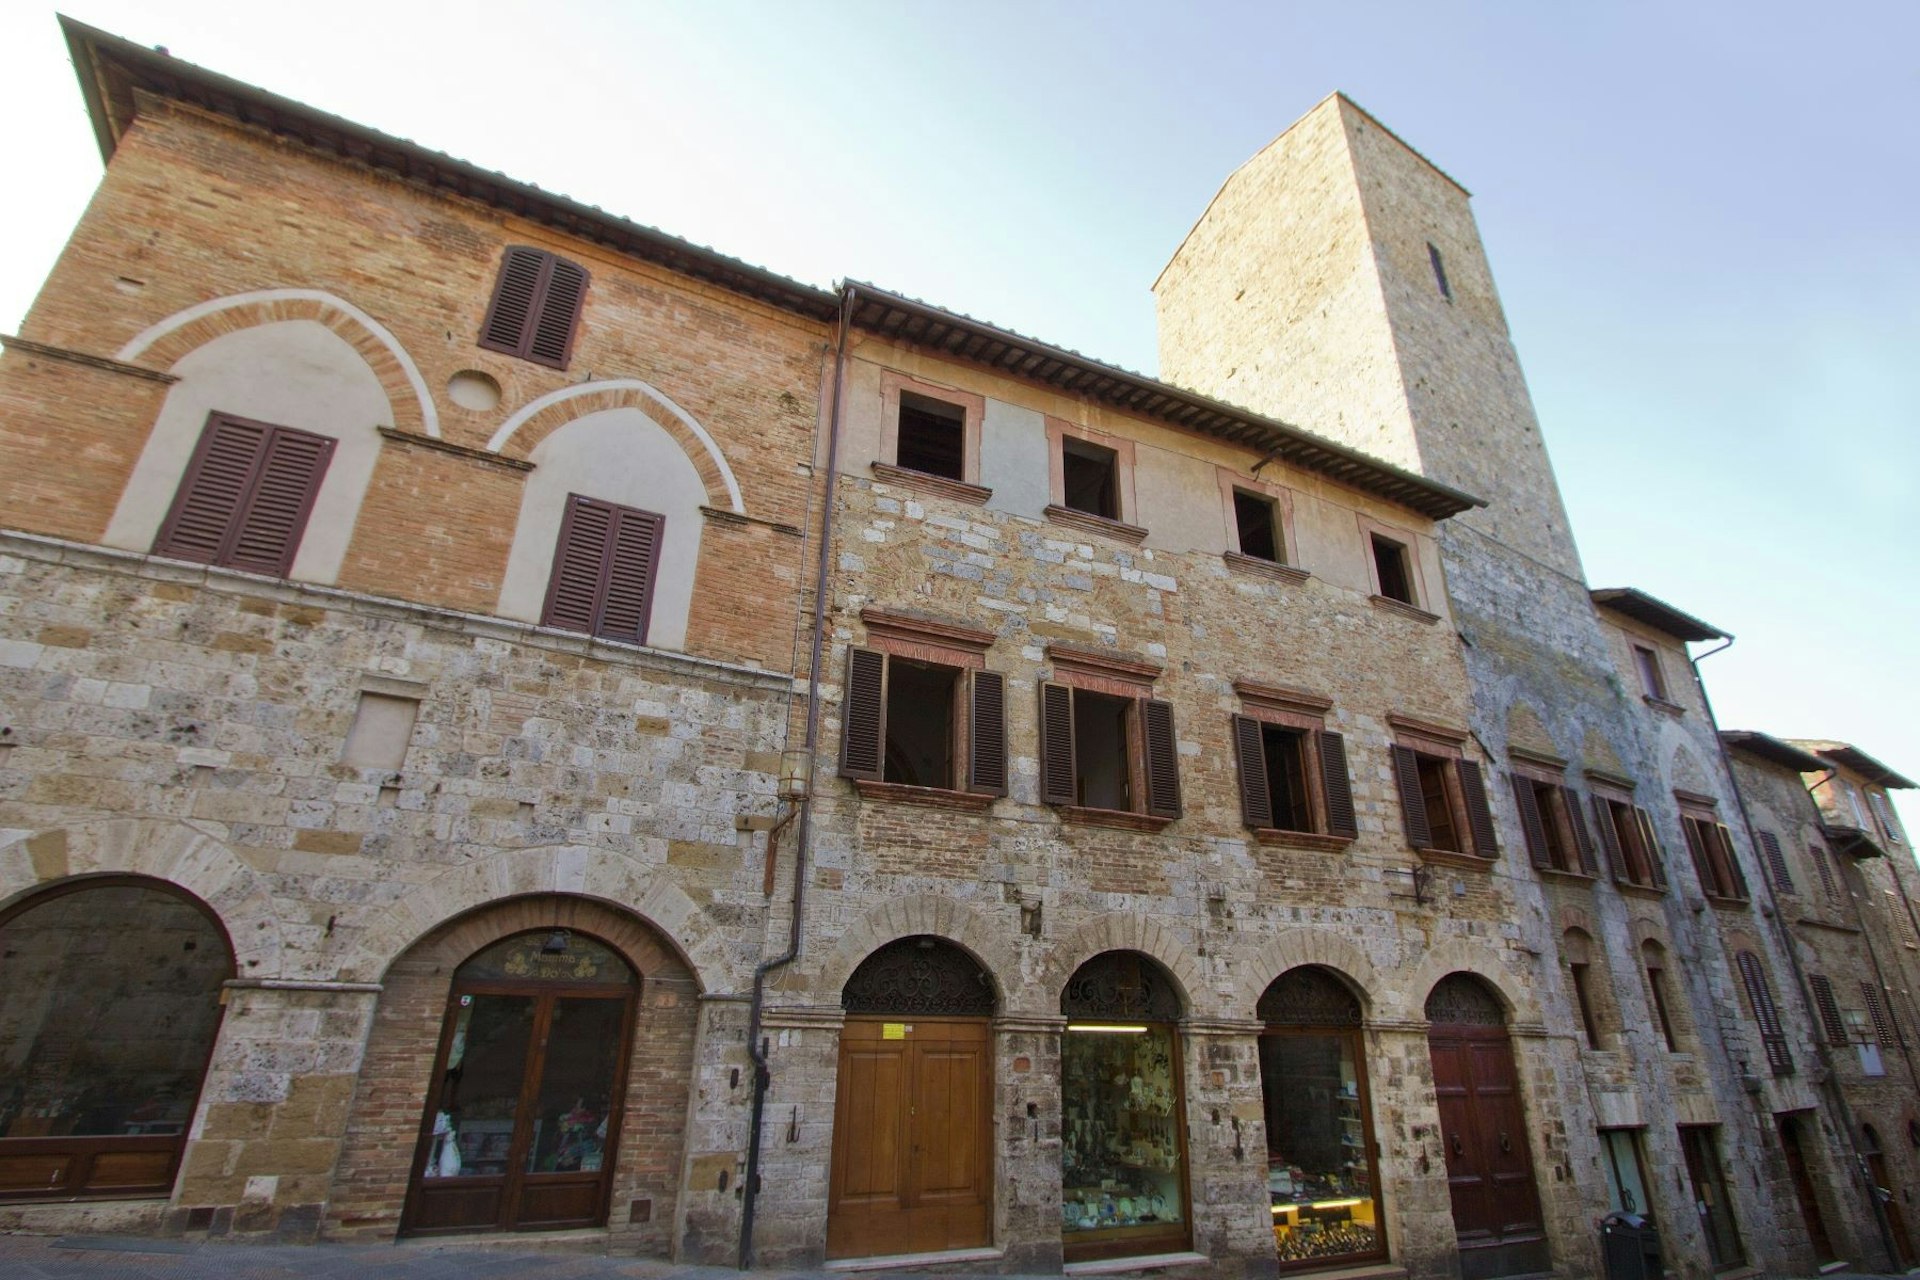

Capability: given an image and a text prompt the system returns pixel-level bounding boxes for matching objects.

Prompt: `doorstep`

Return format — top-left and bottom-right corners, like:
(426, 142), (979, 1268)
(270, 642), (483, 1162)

(1064, 1251), (1211, 1276)
(394, 1227), (612, 1253)
(825, 1246), (1006, 1272)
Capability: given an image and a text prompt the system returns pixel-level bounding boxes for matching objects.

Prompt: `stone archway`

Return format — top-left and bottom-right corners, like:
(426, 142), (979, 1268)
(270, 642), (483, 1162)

(1037, 914), (1206, 1020)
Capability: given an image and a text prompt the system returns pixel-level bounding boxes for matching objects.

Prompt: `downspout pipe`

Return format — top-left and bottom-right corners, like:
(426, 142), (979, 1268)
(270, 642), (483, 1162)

(737, 282), (855, 1269)
(1691, 639), (1902, 1271)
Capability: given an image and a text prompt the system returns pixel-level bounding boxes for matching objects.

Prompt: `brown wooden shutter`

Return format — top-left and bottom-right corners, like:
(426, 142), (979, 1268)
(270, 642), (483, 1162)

(1812, 844), (1841, 903)
(1511, 775), (1551, 869)
(1141, 698), (1181, 820)
(155, 414), (271, 563)
(1861, 981), (1900, 1047)
(1635, 808), (1669, 890)
(1735, 951), (1793, 1074)
(1713, 824), (1749, 901)
(226, 426), (334, 576)
(1757, 830), (1794, 893)
(527, 257), (589, 369)
(1233, 715), (1272, 830)
(1039, 682), (1076, 806)
(1457, 760), (1497, 859)
(1592, 797), (1630, 882)
(1392, 745), (1432, 848)
(1564, 788), (1600, 876)
(541, 495), (615, 634)
(597, 508), (663, 643)
(1807, 974), (1848, 1046)
(966, 670), (1007, 796)
(479, 246), (547, 356)
(1681, 818), (1718, 896)
(839, 647), (886, 780)
(155, 414), (331, 577)
(1318, 732), (1357, 839)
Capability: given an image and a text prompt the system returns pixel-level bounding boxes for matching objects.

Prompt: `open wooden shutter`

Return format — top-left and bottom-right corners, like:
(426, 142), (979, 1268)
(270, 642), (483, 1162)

(479, 246), (547, 356)
(1391, 745), (1431, 848)
(528, 257), (589, 369)
(1457, 760), (1497, 859)
(1681, 818), (1718, 896)
(1807, 974), (1848, 1046)
(1318, 732), (1357, 839)
(1233, 715), (1272, 829)
(1591, 797), (1630, 882)
(542, 496), (614, 634)
(1713, 824), (1749, 901)
(1861, 981), (1901, 1047)
(225, 426), (334, 576)
(596, 508), (662, 643)
(1141, 699), (1182, 819)
(1564, 789), (1600, 876)
(1634, 808), (1669, 890)
(1736, 951), (1793, 1074)
(839, 647), (886, 780)
(966, 670), (1007, 796)
(1039, 682), (1076, 806)
(1756, 830), (1794, 893)
(1511, 775), (1551, 869)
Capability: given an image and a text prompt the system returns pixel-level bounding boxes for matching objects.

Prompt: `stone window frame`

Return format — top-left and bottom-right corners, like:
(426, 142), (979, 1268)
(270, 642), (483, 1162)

(1587, 775), (1668, 896)
(874, 371), (990, 505)
(1357, 515), (1437, 624)
(1216, 467), (1306, 585)
(1041, 643), (1178, 831)
(1510, 752), (1599, 880)
(1675, 791), (1750, 905)
(1388, 715), (1497, 866)
(1231, 680), (1354, 851)
(1043, 418), (1146, 545)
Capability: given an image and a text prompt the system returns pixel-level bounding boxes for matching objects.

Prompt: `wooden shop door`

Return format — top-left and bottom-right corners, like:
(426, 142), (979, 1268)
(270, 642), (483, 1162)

(827, 1017), (993, 1259)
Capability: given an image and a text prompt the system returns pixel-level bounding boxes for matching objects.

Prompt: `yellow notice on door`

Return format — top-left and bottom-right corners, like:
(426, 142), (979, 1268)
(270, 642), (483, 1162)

(882, 1022), (909, 1039)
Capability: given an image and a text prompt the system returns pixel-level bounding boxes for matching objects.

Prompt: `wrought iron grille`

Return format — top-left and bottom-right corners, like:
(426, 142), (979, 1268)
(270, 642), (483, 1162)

(1424, 972), (1506, 1026)
(1258, 965), (1362, 1026)
(843, 935), (995, 1016)
(1061, 950), (1182, 1021)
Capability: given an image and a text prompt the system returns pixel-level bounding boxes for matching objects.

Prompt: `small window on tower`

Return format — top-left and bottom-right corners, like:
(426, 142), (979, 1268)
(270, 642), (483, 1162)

(1061, 437), (1120, 520)
(1371, 534), (1415, 605)
(894, 392), (966, 481)
(1428, 242), (1452, 302)
(1232, 489), (1281, 563)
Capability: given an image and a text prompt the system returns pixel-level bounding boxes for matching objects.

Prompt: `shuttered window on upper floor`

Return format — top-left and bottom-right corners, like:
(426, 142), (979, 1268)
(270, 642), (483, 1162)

(1512, 774), (1601, 877)
(1391, 743), (1496, 859)
(1756, 829), (1794, 894)
(1037, 682), (1180, 819)
(1231, 713), (1355, 841)
(479, 246), (590, 369)
(1807, 973), (1848, 1047)
(1734, 950), (1793, 1076)
(540, 494), (663, 645)
(838, 645), (1006, 797)
(153, 412), (335, 578)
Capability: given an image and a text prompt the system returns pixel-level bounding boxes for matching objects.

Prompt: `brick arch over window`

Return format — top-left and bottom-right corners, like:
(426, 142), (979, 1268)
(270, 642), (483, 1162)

(339, 844), (727, 992)
(0, 819), (284, 978)
(799, 895), (1020, 1011)
(1036, 915), (1206, 1020)
(116, 289), (436, 439)
(324, 893), (699, 1247)
(1233, 929), (1381, 1021)
(1403, 941), (1535, 1028)
(487, 380), (744, 515)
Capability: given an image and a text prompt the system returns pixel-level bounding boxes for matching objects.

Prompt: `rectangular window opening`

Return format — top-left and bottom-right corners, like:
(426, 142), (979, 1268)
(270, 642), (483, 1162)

(1647, 965), (1679, 1052)
(1261, 724), (1313, 833)
(1570, 962), (1603, 1050)
(895, 391), (966, 481)
(1531, 779), (1573, 871)
(881, 658), (959, 789)
(1607, 799), (1652, 885)
(1371, 534), (1414, 605)
(1632, 645), (1667, 700)
(1073, 689), (1133, 810)
(1427, 242), (1452, 302)
(1062, 437), (1120, 520)
(1232, 489), (1281, 562)
(1415, 754), (1460, 852)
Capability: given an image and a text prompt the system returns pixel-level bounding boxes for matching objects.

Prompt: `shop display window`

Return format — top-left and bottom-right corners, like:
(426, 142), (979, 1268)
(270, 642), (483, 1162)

(1257, 967), (1386, 1269)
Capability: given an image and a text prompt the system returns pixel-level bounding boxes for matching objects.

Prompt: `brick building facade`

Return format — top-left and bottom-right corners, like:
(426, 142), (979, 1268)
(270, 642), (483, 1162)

(0, 19), (1913, 1280)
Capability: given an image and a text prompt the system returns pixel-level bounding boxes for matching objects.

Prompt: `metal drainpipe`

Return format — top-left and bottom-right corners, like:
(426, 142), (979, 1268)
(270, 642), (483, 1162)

(737, 283), (855, 1270)
(1691, 640), (1903, 1269)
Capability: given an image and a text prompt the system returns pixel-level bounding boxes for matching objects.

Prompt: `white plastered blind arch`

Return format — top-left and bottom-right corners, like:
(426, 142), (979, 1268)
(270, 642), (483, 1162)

(102, 320), (392, 585)
(497, 408), (709, 652)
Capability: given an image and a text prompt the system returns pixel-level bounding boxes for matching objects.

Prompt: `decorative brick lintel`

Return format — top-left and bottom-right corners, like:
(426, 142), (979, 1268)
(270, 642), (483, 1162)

(1233, 680), (1333, 715)
(700, 505), (804, 537)
(376, 426), (533, 471)
(869, 461), (991, 507)
(1042, 504), (1148, 545)
(861, 606), (998, 652)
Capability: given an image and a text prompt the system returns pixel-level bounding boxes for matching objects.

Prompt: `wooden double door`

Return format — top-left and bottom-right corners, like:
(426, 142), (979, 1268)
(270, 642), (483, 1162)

(827, 1017), (993, 1259)
(1428, 1021), (1549, 1280)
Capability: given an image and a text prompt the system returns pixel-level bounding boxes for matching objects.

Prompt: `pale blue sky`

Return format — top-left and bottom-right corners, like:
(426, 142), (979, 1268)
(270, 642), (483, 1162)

(3, 2), (1915, 831)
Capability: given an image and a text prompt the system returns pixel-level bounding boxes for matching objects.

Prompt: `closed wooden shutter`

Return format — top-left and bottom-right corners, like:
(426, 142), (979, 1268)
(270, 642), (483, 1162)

(1807, 974), (1848, 1046)
(1812, 845), (1841, 904)
(1038, 682), (1076, 806)
(541, 496), (613, 634)
(154, 413), (333, 577)
(1391, 745), (1432, 849)
(1757, 830), (1794, 893)
(1564, 788), (1600, 876)
(839, 647), (886, 780)
(1141, 698), (1181, 819)
(1887, 892), (1920, 948)
(1233, 715), (1273, 830)
(528, 257), (589, 368)
(478, 246), (590, 369)
(1511, 775), (1550, 868)
(1457, 760), (1497, 859)
(480, 247), (546, 354)
(1735, 951), (1793, 1075)
(966, 670), (1007, 796)
(1592, 797), (1630, 882)
(1635, 808), (1669, 891)
(1713, 824), (1749, 901)
(1861, 981), (1900, 1047)
(539, 496), (662, 643)
(1318, 732), (1357, 839)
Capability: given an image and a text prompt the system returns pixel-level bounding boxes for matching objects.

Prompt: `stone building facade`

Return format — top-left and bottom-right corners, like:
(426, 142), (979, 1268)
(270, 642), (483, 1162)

(0, 20), (1913, 1280)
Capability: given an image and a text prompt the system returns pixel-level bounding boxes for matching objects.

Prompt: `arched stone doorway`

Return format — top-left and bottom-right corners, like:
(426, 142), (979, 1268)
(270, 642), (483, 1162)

(0, 877), (232, 1200)
(1257, 966), (1385, 1269)
(400, 930), (639, 1235)
(1060, 950), (1189, 1263)
(827, 935), (996, 1260)
(1423, 973), (1547, 1279)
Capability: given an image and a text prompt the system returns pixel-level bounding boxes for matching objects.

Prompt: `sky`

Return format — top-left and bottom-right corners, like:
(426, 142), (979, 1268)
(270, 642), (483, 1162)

(2, 1), (1916, 834)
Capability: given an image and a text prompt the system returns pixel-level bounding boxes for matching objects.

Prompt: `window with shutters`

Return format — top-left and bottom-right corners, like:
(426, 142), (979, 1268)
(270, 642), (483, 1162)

(1732, 949), (1794, 1074)
(837, 609), (1005, 806)
(539, 494), (664, 645)
(1388, 719), (1496, 860)
(1589, 784), (1667, 892)
(1039, 644), (1179, 828)
(1869, 789), (1907, 846)
(478, 246), (589, 370)
(1860, 981), (1902, 1048)
(1044, 419), (1145, 542)
(1811, 843), (1842, 907)
(1229, 682), (1355, 849)
(1884, 890), (1920, 949)
(1807, 974), (1849, 1047)
(153, 412), (335, 577)
(1755, 829), (1794, 894)
(1677, 798), (1749, 903)
(1510, 759), (1600, 878)
(875, 372), (986, 501)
